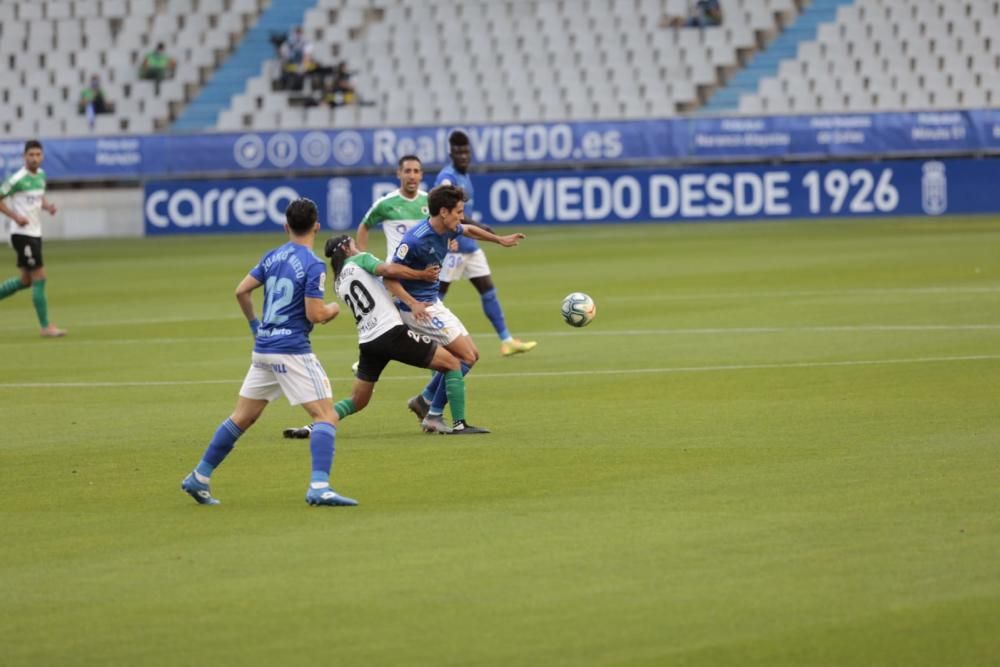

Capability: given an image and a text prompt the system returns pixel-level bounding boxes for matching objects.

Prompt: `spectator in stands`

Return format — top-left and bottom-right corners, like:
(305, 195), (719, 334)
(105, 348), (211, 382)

(139, 42), (176, 94)
(279, 26), (317, 91)
(321, 61), (357, 107)
(77, 75), (114, 127)
(661, 0), (723, 28)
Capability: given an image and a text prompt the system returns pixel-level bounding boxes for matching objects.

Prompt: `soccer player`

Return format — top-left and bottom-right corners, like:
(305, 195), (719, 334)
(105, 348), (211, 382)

(356, 154), (428, 257)
(393, 184), (525, 433)
(180, 198), (357, 507)
(435, 130), (536, 357)
(283, 234), (482, 438)
(0, 140), (66, 337)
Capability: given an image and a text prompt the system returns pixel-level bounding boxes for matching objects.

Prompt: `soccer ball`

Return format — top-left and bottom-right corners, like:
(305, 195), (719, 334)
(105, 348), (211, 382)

(561, 292), (596, 327)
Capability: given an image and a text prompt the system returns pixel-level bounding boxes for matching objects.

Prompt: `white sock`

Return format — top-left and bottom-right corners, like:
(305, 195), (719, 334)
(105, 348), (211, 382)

(310, 481), (330, 490)
(194, 471), (211, 484)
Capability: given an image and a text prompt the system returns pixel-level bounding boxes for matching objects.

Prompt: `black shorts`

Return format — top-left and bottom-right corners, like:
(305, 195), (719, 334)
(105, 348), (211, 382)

(356, 325), (437, 382)
(10, 234), (43, 269)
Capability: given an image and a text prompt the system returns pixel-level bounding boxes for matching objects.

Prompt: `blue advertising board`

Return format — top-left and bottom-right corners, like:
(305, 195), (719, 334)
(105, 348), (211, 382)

(6, 109), (1000, 183)
(143, 157), (997, 235)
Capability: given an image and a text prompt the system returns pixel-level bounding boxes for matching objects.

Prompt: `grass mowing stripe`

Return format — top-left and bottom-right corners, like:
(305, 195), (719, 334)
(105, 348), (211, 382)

(2, 353), (997, 388)
(2, 284), (998, 332)
(0, 324), (998, 348)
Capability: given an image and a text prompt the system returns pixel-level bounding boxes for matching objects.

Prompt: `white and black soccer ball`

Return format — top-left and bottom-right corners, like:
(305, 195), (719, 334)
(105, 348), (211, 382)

(561, 292), (596, 328)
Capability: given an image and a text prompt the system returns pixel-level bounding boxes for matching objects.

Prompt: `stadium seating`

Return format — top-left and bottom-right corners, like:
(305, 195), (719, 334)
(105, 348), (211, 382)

(0, 0), (265, 138)
(3, 0), (999, 138)
(731, 0), (1000, 114)
(215, 0), (792, 130)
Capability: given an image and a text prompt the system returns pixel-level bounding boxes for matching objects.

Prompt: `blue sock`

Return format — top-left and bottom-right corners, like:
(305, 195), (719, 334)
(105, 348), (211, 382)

(481, 288), (511, 341)
(309, 422), (336, 485)
(430, 363), (471, 415)
(195, 418), (243, 477)
(422, 372), (443, 404)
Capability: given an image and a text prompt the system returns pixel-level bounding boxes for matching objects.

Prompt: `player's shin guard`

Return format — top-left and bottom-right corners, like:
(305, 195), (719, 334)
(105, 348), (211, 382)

(444, 369), (466, 422)
(480, 288), (511, 341)
(195, 418), (244, 478)
(309, 422), (336, 486)
(0, 277), (28, 300)
(430, 363), (470, 415)
(31, 278), (49, 328)
(334, 399), (356, 419)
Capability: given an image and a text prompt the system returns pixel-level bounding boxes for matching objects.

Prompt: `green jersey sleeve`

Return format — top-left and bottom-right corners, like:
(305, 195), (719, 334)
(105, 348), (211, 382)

(360, 199), (387, 229)
(346, 252), (383, 275)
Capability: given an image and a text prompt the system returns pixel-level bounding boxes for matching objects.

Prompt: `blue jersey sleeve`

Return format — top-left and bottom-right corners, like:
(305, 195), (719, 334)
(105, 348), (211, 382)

(304, 261), (326, 299)
(249, 255), (266, 283)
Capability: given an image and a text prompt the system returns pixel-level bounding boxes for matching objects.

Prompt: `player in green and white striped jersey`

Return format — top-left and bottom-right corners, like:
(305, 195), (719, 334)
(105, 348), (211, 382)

(0, 140), (66, 337)
(356, 154), (429, 258)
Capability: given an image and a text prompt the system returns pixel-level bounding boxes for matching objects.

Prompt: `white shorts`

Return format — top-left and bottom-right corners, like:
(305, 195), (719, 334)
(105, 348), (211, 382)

(440, 248), (491, 283)
(399, 300), (469, 345)
(239, 352), (332, 406)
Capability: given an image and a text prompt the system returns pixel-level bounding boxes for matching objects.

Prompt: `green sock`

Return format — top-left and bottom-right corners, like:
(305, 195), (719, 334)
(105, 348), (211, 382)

(0, 276), (28, 300)
(334, 398), (356, 420)
(31, 278), (49, 328)
(445, 369), (465, 422)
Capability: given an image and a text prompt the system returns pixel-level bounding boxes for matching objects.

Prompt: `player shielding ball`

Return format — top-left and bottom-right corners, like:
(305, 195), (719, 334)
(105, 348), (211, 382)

(392, 184), (526, 433)
(283, 234), (482, 438)
(181, 198), (356, 507)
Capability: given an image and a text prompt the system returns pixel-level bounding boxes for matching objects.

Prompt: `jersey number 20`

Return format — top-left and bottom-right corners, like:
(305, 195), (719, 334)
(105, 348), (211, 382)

(343, 280), (375, 323)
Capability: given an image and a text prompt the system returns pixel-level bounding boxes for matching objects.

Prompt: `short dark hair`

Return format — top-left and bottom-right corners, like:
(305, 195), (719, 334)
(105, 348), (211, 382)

(324, 234), (352, 277)
(448, 131), (470, 147)
(24, 140), (42, 153)
(428, 184), (467, 216)
(398, 154), (422, 169)
(284, 198), (318, 235)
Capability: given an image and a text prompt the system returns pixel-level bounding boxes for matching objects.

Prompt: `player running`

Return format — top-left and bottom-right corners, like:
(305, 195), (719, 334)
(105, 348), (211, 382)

(434, 130), (536, 357)
(282, 234), (482, 438)
(356, 154), (428, 257)
(394, 184), (525, 434)
(180, 198), (357, 507)
(0, 140), (66, 337)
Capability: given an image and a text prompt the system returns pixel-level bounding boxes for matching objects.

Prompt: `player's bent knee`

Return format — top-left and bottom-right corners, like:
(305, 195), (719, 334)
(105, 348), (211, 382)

(431, 348), (461, 372)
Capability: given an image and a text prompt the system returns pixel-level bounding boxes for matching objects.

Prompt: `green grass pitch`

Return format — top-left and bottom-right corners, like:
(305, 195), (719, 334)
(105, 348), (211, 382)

(2, 218), (999, 666)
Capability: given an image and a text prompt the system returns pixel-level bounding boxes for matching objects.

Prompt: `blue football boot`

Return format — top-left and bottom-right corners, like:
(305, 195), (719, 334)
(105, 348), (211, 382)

(181, 472), (220, 505)
(305, 487), (358, 507)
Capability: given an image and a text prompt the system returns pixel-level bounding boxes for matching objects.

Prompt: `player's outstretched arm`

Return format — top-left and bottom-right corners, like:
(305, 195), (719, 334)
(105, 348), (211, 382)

(462, 224), (525, 247)
(461, 217), (493, 234)
(375, 262), (440, 282)
(305, 297), (340, 324)
(42, 197), (57, 215)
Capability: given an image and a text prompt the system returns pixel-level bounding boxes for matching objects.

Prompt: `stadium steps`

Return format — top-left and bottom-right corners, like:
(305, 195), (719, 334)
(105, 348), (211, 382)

(701, 0), (856, 113)
(172, 0), (319, 132)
